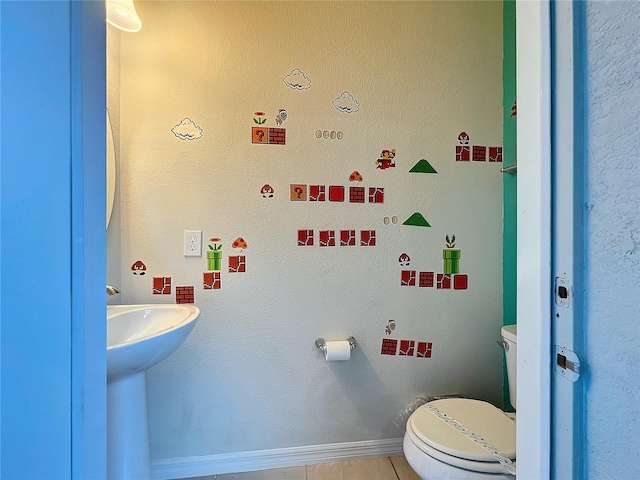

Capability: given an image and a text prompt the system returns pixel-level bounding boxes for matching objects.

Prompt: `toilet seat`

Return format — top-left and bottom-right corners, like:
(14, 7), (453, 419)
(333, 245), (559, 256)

(407, 399), (516, 474)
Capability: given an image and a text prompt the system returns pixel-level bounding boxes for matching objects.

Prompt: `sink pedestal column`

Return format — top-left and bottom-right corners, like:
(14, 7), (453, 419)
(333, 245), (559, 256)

(107, 372), (151, 480)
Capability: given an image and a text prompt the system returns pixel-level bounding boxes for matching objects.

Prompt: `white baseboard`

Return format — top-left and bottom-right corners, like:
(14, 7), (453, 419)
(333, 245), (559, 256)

(151, 437), (405, 480)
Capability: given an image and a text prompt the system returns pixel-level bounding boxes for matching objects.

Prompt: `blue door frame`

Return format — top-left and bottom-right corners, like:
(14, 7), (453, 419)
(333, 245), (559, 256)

(0, 2), (106, 477)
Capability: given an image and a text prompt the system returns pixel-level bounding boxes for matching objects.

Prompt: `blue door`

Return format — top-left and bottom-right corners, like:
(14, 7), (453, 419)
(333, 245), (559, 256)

(1, 1), (106, 477)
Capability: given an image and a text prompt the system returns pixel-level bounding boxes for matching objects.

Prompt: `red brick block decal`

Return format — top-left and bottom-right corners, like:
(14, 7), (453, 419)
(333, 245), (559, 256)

(309, 185), (326, 201)
(298, 229), (314, 246)
(401, 270), (417, 286)
(319, 230), (336, 247)
(360, 230), (376, 246)
(340, 230), (356, 246)
(488, 147), (503, 163)
(203, 272), (221, 289)
(419, 272), (434, 288)
(349, 186), (365, 203)
(437, 274), (451, 289)
(456, 145), (470, 162)
(229, 255), (246, 273)
(453, 274), (468, 290)
(416, 342), (433, 358)
(268, 127), (286, 145)
(176, 286), (194, 303)
(381, 338), (398, 355)
(369, 187), (384, 203)
(472, 145), (487, 162)
(153, 276), (171, 294)
(328, 185), (345, 202)
(399, 340), (416, 356)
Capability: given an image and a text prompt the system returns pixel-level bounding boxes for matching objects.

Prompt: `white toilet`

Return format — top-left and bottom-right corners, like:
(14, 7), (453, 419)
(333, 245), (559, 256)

(403, 325), (517, 479)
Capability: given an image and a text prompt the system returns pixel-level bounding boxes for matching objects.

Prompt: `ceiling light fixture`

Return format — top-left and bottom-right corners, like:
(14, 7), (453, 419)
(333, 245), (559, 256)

(106, 0), (142, 33)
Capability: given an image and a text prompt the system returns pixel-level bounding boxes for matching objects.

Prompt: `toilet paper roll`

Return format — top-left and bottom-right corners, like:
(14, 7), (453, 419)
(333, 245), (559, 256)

(324, 340), (351, 361)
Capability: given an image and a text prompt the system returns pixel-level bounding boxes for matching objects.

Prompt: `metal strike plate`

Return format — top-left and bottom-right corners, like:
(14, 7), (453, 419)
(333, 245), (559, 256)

(555, 277), (570, 308)
(555, 345), (580, 382)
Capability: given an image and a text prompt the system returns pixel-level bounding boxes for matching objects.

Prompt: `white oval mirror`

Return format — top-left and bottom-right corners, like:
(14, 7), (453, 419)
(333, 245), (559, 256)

(107, 112), (116, 229)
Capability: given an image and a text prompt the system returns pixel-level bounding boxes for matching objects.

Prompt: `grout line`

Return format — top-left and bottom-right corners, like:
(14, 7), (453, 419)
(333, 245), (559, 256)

(388, 456), (401, 480)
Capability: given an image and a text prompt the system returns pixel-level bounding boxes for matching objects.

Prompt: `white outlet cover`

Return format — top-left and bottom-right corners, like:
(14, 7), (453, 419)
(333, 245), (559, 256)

(184, 230), (202, 257)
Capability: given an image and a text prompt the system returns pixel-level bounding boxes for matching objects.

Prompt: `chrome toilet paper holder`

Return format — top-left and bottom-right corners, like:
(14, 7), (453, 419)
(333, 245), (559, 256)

(315, 337), (357, 353)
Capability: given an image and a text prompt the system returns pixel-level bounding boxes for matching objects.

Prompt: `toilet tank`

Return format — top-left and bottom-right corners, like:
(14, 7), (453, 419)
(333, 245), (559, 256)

(501, 324), (517, 409)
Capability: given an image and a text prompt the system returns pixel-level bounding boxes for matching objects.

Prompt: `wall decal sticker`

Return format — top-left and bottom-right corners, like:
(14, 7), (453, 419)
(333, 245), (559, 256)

(437, 274), (452, 289)
(309, 185), (326, 201)
(340, 230), (356, 246)
(253, 112), (267, 124)
(453, 274), (468, 290)
(381, 339), (432, 358)
(381, 338), (398, 355)
(283, 68), (312, 90)
(172, 118), (203, 140)
(360, 230), (376, 246)
(275, 109), (288, 126)
(229, 255), (246, 273)
(319, 230), (336, 247)
(472, 145), (487, 162)
(153, 277), (171, 294)
(409, 159), (437, 173)
(260, 184), (275, 198)
(419, 271), (435, 288)
(349, 186), (365, 203)
(383, 215), (399, 225)
(403, 212), (431, 227)
(268, 128), (286, 145)
(252, 127), (268, 144)
(176, 286), (195, 303)
(232, 237), (247, 250)
(384, 319), (396, 336)
(290, 184), (307, 201)
(349, 171), (363, 182)
(488, 147), (503, 163)
(375, 149), (396, 170)
(328, 185), (345, 202)
(203, 272), (221, 290)
(456, 132), (470, 161)
(131, 260), (147, 275)
(369, 187), (384, 203)
(443, 235), (461, 274)
(298, 229), (314, 246)
(416, 342), (433, 358)
(401, 270), (416, 286)
(399, 340), (416, 356)
(207, 238), (223, 271)
(332, 92), (360, 113)
(297, 229), (375, 247)
(398, 253), (411, 267)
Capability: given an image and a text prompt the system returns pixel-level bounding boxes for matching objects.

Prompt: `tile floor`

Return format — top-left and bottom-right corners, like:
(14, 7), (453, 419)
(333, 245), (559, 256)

(183, 456), (420, 480)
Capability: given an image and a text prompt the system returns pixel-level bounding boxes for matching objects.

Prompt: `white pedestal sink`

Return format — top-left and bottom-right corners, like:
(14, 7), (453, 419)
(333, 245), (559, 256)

(107, 304), (200, 480)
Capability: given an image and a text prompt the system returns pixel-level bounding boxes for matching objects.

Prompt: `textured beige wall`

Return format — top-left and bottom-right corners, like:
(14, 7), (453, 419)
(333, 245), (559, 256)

(110, 0), (503, 461)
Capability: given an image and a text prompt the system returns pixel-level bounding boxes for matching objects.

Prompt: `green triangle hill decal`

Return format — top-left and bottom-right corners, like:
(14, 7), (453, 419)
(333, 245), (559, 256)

(409, 159), (437, 173)
(403, 212), (431, 227)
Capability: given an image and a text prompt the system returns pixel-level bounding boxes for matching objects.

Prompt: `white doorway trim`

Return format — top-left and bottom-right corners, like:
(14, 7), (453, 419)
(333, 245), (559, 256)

(516, 0), (552, 477)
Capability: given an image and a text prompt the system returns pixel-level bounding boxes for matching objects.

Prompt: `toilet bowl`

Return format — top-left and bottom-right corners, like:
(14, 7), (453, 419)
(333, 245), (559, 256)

(403, 325), (517, 479)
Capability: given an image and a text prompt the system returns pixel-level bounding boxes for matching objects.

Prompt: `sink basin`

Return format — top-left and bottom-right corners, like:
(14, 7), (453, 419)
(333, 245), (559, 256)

(106, 304), (200, 479)
(107, 304), (200, 382)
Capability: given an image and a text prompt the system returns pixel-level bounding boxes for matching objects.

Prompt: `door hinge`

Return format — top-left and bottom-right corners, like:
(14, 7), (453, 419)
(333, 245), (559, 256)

(555, 346), (581, 382)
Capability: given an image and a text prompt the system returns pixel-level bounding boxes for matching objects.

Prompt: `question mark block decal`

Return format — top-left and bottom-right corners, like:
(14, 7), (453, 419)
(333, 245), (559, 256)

(290, 184), (307, 201)
(252, 127), (268, 144)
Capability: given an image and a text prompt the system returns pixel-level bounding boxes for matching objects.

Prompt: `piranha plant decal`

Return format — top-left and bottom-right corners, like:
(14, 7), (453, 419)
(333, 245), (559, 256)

(253, 112), (267, 124)
(443, 234), (461, 274)
(207, 238), (223, 271)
